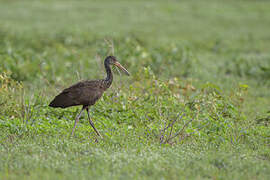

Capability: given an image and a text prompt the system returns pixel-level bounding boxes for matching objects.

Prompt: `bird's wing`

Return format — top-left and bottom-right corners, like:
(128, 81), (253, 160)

(63, 81), (104, 103)
(50, 80), (104, 108)
(61, 80), (102, 92)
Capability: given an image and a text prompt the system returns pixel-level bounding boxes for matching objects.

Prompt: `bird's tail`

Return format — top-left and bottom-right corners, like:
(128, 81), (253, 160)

(49, 92), (73, 108)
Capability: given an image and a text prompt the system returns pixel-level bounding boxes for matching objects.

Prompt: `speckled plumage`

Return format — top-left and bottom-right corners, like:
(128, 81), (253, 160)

(49, 56), (129, 137)
(49, 79), (110, 108)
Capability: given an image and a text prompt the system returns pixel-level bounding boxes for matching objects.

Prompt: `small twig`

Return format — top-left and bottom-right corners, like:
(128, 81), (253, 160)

(161, 112), (184, 132)
(159, 111), (186, 144)
(179, 121), (209, 142)
(104, 38), (115, 55)
(20, 90), (25, 123)
(160, 120), (167, 144)
(164, 117), (193, 144)
(168, 113), (184, 139)
(159, 109), (166, 144)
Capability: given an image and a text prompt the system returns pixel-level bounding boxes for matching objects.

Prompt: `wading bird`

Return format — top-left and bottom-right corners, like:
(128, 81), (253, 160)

(49, 56), (130, 138)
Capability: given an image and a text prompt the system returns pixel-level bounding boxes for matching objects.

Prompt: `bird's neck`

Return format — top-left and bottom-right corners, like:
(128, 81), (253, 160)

(104, 62), (113, 89)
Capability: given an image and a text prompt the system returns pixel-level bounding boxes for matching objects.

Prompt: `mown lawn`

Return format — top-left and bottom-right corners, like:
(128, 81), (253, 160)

(0, 0), (270, 179)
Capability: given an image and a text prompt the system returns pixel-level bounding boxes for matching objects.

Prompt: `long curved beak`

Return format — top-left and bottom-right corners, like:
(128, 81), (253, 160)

(114, 62), (130, 76)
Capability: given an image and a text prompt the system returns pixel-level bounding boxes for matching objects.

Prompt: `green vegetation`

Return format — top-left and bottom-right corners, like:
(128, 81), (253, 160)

(0, 0), (270, 179)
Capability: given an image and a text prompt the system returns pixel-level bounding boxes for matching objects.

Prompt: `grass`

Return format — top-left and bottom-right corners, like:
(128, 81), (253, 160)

(0, 0), (270, 179)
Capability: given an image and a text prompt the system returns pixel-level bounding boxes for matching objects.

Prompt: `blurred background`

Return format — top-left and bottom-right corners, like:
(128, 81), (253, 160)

(1, 0), (269, 113)
(1, 0), (269, 81)
(0, 0), (270, 178)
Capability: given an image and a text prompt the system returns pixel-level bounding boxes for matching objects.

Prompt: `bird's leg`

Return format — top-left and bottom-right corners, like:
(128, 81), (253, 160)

(86, 107), (103, 138)
(71, 106), (85, 136)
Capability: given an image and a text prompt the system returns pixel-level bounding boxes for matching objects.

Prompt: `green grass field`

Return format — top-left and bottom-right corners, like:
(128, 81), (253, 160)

(0, 0), (270, 179)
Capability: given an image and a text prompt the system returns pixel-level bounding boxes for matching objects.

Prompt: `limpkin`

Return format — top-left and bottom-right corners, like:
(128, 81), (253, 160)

(49, 56), (130, 138)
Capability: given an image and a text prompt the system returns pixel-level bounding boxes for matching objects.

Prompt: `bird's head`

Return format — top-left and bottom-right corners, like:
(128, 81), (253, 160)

(105, 56), (130, 76)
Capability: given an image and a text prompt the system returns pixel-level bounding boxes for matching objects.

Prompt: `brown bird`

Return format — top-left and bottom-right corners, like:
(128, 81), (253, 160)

(49, 56), (130, 138)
